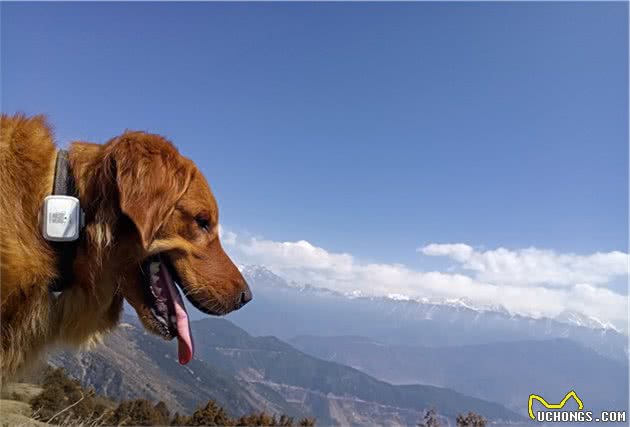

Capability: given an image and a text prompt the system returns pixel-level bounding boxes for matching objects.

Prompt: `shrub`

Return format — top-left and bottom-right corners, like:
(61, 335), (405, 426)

(170, 411), (190, 425)
(235, 412), (316, 426)
(456, 412), (487, 427)
(188, 400), (233, 426)
(30, 368), (316, 426)
(30, 368), (107, 425)
(106, 399), (166, 426)
(418, 407), (441, 427)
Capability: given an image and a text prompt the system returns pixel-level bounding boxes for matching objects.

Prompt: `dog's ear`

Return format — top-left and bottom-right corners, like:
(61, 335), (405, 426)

(107, 132), (194, 250)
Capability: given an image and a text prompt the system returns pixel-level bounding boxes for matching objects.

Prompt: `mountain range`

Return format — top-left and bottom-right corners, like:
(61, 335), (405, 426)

(227, 265), (627, 361)
(289, 335), (629, 418)
(50, 317), (522, 426)
(51, 264), (627, 426)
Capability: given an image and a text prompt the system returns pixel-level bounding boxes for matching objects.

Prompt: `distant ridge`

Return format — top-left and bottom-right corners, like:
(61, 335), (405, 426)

(240, 265), (623, 333)
(289, 335), (629, 417)
(50, 317), (523, 426)
(226, 265), (627, 361)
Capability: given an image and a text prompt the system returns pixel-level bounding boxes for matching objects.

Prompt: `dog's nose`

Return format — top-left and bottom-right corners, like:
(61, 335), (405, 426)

(237, 286), (252, 308)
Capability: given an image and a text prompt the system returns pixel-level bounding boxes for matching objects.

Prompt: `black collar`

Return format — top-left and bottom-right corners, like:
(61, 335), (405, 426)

(53, 149), (77, 196)
(49, 149), (80, 293)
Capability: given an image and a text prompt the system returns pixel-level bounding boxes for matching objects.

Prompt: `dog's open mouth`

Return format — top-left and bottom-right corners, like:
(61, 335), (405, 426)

(141, 255), (194, 365)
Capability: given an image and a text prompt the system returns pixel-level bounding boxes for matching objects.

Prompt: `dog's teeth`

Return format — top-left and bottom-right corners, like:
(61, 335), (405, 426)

(149, 262), (160, 275)
(151, 308), (169, 327)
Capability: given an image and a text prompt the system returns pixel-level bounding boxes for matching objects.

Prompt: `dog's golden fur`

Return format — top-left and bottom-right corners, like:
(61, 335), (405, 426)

(1, 114), (250, 379)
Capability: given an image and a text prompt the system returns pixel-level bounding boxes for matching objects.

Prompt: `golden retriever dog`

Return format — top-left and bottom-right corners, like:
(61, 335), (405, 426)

(0, 114), (252, 379)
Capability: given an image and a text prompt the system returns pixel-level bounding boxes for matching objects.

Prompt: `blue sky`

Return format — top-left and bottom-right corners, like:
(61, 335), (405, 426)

(2, 2), (627, 282)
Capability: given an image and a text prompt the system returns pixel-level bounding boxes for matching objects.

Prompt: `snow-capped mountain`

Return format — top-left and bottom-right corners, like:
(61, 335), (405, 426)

(228, 265), (628, 361)
(554, 310), (622, 332)
(240, 264), (623, 332)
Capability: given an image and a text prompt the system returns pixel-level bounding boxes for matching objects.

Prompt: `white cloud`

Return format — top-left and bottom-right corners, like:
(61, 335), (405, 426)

(419, 243), (628, 287)
(221, 229), (628, 332)
(218, 225), (237, 246)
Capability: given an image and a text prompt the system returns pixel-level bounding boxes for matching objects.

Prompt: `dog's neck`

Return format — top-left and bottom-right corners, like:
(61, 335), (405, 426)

(65, 142), (140, 278)
(66, 142), (108, 213)
(33, 142), (128, 350)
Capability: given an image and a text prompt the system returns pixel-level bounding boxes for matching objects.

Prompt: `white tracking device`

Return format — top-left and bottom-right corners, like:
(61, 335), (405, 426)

(44, 149), (85, 293)
(42, 195), (84, 242)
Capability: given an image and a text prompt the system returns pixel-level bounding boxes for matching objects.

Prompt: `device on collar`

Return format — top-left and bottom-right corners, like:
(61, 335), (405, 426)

(44, 149), (84, 294)
(42, 150), (85, 242)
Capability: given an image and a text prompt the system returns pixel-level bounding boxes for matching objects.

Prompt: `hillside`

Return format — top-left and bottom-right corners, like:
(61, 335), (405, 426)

(0, 383), (47, 427)
(49, 317), (523, 426)
(1, 368), (315, 427)
(289, 335), (629, 416)
(190, 318), (521, 425)
(50, 322), (302, 418)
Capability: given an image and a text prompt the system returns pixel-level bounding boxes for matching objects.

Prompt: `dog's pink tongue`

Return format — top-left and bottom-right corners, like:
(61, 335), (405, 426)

(159, 263), (194, 365)
(172, 291), (194, 365)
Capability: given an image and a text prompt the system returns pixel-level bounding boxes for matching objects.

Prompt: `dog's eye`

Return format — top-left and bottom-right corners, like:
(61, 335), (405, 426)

(195, 215), (210, 232)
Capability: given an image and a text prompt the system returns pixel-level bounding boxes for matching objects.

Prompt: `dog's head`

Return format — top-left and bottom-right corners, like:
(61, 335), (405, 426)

(101, 132), (251, 364)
